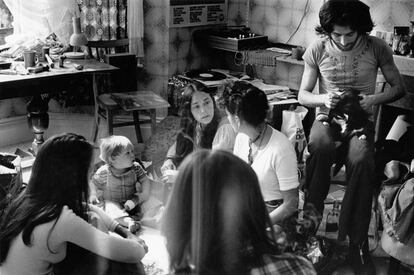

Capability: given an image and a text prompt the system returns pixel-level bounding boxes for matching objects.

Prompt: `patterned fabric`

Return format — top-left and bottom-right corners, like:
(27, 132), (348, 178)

(250, 253), (316, 275)
(77, 0), (127, 41)
(0, 1), (12, 28)
(91, 162), (147, 206)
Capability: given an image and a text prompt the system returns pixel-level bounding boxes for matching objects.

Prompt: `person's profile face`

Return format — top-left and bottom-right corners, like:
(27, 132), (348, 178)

(226, 109), (240, 133)
(191, 91), (214, 125)
(110, 145), (134, 170)
(330, 25), (359, 51)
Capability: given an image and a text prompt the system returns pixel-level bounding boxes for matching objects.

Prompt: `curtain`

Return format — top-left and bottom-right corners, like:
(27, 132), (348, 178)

(127, 0), (144, 58)
(0, 1), (13, 28)
(78, 0), (144, 61)
(78, 0), (127, 41)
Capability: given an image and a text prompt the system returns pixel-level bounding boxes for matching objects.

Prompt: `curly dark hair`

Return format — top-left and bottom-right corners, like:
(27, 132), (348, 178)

(315, 0), (374, 36)
(220, 81), (269, 127)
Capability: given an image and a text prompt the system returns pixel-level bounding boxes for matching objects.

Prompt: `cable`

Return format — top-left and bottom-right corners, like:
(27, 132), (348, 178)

(285, 0), (310, 44)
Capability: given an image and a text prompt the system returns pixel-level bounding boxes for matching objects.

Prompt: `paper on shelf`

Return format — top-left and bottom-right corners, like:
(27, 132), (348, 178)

(249, 79), (290, 95)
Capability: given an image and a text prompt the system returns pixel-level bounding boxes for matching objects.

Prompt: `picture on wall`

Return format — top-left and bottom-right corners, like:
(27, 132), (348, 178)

(169, 0), (227, 28)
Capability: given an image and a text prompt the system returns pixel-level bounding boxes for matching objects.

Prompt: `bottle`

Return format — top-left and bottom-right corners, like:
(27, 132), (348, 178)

(325, 200), (340, 239)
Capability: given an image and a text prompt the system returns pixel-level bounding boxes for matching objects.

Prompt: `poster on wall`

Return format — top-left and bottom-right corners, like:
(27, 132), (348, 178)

(170, 0), (227, 28)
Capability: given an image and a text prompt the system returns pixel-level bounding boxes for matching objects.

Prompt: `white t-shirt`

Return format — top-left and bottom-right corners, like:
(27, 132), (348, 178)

(233, 127), (299, 202)
(1, 205), (144, 275)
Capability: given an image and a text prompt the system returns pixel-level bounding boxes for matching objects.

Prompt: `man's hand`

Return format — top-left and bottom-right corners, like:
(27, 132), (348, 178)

(359, 94), (375, 112)
(324, 92), (340, 109)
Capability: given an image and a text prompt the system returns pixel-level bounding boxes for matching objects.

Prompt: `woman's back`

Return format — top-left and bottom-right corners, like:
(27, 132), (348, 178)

(1, 210), (68, 275)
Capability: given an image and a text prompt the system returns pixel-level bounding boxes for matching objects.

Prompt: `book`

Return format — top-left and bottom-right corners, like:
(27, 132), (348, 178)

(110, 91), (170, 112)
(110, 93), (143, 111)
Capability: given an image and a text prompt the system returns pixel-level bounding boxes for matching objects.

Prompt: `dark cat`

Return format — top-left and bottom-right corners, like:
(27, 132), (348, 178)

(324, 89), (370, 176)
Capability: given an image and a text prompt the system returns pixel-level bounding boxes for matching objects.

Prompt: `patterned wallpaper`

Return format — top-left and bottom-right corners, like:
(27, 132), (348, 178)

(140, 0), (170, 100)
(226, 0), (414, 89)
(142, 0), (218, 100)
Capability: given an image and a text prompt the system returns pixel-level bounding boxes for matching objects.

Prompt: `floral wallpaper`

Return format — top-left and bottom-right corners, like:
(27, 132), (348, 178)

(0, 0), (12, 28)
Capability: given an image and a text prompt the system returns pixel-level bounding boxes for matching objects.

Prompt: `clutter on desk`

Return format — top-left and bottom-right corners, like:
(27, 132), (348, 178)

(0, 153), (23, 213)
(0, 32), (69, 63)
(0, 60), (11, 69)
(393, 26), (411, 56)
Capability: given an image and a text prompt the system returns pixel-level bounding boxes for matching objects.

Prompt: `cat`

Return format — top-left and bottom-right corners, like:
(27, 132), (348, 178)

(322, 89), (370, 176)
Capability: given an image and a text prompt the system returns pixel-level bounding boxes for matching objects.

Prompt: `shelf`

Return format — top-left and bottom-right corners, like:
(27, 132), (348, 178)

(393, 55), (414, 77)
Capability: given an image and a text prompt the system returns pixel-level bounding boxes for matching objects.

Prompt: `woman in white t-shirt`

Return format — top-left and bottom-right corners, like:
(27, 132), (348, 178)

(220, 81), (299, 225)
(0, 133), (147, 275)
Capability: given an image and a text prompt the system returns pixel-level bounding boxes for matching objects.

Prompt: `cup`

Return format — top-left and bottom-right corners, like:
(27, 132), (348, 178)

(23, 50), (38, 68)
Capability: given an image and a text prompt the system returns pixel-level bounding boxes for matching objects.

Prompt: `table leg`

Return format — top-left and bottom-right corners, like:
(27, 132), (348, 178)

(27, 94), (50, 156)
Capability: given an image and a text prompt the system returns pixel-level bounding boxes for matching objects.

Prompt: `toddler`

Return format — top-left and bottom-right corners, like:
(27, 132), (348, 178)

(90, 135), (163, 231)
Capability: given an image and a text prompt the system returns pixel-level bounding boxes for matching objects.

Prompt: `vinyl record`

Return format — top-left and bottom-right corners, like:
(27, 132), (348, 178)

(185, 70), (227, 81)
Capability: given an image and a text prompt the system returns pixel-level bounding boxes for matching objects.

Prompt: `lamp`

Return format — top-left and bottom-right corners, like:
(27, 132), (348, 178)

(68, 17), (87, 58)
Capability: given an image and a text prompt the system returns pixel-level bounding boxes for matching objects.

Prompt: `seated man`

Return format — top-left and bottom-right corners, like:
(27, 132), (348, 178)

(298, 1), (406, 273)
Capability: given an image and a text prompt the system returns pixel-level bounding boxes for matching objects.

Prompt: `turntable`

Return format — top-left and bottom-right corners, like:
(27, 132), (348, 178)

(185, 69), (227, 81)
(194, 26), (268, 51)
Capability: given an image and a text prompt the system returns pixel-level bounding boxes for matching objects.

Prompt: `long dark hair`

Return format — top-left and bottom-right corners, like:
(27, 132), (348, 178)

(0, 133), (93, 264)
(315, 0), (374, 36)
(162, 150), (279, 274)
(173, 83), (220, 166)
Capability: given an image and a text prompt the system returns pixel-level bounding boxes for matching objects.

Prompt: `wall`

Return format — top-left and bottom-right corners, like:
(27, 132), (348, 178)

(226, 0), (414, 89)
(141, 0), (217, 100)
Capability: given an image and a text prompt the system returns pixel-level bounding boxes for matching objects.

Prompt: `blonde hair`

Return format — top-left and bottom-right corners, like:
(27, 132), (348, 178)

(99, 135), (133, 164)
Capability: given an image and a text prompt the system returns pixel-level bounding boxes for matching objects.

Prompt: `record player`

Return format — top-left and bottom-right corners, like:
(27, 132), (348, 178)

(185, 69), (227, 81)
(194, 26), (268, 51)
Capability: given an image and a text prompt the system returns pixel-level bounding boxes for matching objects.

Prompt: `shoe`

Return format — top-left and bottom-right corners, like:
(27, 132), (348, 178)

(347, 240), (376, 275)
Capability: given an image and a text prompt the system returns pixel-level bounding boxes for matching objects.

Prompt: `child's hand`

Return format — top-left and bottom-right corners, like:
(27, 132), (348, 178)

(161, 169), (178, 184)
(124, 200), (136, 211)
(89, 195), (100, 205)
(161, 159), (176, 174)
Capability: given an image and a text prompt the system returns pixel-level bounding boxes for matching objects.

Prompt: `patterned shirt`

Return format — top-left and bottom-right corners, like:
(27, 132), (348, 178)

(303, 35), (394, 117)
(250, 253), (316, 275)
(91, 162), (148, 206)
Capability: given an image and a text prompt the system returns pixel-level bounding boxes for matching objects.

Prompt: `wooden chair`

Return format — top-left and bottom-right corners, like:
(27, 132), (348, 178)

(87, 39), (169, 143)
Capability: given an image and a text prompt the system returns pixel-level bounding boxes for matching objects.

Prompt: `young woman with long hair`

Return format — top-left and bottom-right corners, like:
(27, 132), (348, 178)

(0, 133), (146, 275)
(161, 82), (236, 172)
(162, 150), (315, 274)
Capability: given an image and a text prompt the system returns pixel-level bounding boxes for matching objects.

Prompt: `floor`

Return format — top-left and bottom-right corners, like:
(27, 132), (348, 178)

(334, 257), (414, 275)
(2, 142), (414, 275)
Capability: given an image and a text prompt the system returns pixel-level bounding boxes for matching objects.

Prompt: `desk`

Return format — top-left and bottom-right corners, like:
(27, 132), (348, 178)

(0, 59), (118, 152)
(0, 59), (118, 99)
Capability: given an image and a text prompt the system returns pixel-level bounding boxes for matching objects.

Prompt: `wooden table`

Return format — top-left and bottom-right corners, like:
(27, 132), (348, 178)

(0, 59), (118, 99)
(0, 58), (118, 153)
